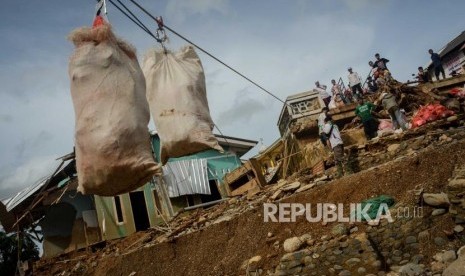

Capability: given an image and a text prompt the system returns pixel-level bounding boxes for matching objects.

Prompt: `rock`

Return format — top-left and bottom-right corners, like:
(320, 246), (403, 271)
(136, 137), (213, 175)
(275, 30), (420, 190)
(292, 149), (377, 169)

(267, 232), (273, 238)
(358, 267), (367, 274)
(331, 223), (349, 236)
(387, 143), (400, 153)
(299, 233), (312, 244)
(418, 230), (430, 242)
(443, 254), (465, 276)
(458, 245), (465, 257)
(349, 226), (359, 234)
(295, 183), (315, 193)
(453, 225), (464, 233)
(434, 237), (447, 246)
(448, 178), (465, 189)
(405, 236), (417, 244)
(411, 255), (424, 264)
(213, 214), (233, 224)
(423, 193), (450, 207)
(442, 250), (457, 263)
(283, 237), (303, 253)
(345, 258), (361, 267)
(128, 272), (137, 276)
(431, 208), (447, 216)
(243, 255), (262, 271)
(321, 235), (330, 241)
(228, 197), (238, 205)
(399, 263), (425, 276)
(282, 181), (301, 192)
(447, 115), (458, 122)
(198, 216), (207, 223)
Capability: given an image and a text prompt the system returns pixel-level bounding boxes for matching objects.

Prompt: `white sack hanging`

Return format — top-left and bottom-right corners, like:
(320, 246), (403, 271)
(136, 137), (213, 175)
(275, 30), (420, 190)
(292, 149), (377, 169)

(143, 45), (223, 164)
(68, 22), (161, 196)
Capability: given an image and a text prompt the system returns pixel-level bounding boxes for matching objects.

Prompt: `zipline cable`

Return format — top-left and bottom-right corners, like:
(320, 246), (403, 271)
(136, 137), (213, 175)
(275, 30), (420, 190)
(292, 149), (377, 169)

(107, 0), (159, 41)
(120, 0), (287, 105)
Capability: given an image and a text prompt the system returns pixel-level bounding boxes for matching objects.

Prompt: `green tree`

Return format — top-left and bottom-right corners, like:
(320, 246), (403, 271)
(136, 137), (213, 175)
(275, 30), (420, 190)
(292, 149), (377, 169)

(0, 231), (39, 276)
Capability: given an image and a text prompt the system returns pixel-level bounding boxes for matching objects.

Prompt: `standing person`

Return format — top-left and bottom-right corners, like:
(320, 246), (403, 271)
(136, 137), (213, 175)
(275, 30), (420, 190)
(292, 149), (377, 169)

(314, 81), (331, 108)
(374, 53), (389, 71)
(366, 76), (378, 93)
(318, 107), (330, 146)
(377, 92), (408, 131)
(429, 49), (446, 81)
(331, 79), (348, 104)
(323, 116), (351, 178)
(347, 67), (363, 99)
(355, 98), (378, 140)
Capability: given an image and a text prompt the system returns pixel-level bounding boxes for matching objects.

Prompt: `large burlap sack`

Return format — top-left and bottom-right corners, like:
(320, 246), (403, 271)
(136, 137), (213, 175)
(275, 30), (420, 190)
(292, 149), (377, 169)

(68, 23), (161, 196)
(143, 46), (223, 164)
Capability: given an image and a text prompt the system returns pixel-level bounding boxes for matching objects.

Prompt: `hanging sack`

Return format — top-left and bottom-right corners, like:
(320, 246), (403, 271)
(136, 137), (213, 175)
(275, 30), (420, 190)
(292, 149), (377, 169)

(143, 45), (223, 164)
(68, 21), (161, 196)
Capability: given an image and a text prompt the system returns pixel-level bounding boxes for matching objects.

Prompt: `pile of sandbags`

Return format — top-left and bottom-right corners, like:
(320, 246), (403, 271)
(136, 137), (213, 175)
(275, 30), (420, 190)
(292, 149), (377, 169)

(411, 103), (455, 128)
(68, 22), (161, 196)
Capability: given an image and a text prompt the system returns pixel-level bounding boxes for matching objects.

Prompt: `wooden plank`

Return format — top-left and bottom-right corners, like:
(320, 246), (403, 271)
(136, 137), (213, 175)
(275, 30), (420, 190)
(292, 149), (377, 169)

(249, 158), (266, 187)
(224, 163), (250, 184)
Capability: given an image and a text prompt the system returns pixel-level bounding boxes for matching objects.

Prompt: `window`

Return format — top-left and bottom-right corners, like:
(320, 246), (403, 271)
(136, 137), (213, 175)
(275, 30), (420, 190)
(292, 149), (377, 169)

(114, 196), (125, 224)
(290, 98), (321, 114)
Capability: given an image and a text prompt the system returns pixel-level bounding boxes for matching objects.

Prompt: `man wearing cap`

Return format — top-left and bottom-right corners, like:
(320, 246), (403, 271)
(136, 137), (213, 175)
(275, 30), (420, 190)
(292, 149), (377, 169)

(314, 81), (331, 108)
(347, 67), (363, 100)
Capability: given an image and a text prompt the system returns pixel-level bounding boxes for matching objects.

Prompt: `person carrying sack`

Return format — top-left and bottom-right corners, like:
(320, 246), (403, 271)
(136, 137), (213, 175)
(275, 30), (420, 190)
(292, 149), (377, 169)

(323, 116), (353, 178)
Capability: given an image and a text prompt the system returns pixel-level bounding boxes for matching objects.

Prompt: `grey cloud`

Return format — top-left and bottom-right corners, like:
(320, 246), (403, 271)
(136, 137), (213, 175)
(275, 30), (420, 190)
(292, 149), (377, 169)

(0, 155), (58, 199)
(166, 0), (230, 23)
(0, 115), (13, 123)
(216, 88), (266, 126)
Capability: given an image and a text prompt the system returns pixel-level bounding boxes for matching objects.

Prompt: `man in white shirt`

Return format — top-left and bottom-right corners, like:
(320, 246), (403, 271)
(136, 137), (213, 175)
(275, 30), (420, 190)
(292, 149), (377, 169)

(347, 67), (363, 100)
(314, 81), (331, 108)
(323, 116), (351, 178)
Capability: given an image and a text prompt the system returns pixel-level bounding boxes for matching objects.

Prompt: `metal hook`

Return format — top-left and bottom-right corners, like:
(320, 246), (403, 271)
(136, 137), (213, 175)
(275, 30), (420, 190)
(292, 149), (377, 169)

(154, 16), (168, 54)
(95, 0), (109, 20)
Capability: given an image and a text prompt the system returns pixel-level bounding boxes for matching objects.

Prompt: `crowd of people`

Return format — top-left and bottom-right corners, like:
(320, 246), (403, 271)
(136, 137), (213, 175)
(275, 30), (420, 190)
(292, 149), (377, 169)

(313, 53), (397, 111)
(315, 49), (450, 178)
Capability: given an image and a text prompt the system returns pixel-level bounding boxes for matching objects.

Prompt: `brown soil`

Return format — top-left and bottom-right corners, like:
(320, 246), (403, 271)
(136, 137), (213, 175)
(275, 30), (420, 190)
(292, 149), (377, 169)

(35, 135), (465, 276)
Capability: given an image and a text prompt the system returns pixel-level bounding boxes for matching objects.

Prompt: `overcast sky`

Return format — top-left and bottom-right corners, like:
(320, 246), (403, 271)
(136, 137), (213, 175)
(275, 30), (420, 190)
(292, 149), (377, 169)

(1, 0), (464, 199)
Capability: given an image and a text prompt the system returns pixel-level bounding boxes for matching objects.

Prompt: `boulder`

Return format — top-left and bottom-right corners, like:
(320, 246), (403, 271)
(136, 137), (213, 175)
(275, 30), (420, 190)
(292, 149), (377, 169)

(283, 237), (304, 253)
(422, 193), (450, 207)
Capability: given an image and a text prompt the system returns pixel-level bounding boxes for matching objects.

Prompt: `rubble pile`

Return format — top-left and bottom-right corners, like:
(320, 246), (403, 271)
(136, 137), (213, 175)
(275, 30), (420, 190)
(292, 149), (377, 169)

(34, 82), (465, 276)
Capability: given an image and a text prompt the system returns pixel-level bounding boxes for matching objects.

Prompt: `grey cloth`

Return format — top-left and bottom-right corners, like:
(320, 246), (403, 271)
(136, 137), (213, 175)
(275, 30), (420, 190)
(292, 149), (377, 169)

(381, 93), (398, 111)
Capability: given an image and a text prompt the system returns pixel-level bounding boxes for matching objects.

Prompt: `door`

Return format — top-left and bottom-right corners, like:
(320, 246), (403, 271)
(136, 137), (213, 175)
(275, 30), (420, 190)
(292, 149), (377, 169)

(129, 191), (150, 232)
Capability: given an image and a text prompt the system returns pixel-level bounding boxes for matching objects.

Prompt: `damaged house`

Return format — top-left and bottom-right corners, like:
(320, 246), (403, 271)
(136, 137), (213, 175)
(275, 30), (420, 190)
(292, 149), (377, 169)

(0, 133), (257, 258)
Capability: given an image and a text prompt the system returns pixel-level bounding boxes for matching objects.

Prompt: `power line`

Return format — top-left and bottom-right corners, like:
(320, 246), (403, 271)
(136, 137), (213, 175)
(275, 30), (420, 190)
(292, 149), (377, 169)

(108, 0), (287, 105)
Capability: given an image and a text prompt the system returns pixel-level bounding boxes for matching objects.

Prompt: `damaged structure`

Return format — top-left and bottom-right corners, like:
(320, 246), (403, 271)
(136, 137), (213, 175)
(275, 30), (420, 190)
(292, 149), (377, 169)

(0, 133), (257, 258)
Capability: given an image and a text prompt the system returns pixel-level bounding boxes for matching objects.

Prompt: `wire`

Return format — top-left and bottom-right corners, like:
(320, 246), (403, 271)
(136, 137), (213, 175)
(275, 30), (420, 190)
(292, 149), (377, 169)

(107, 0), (161, 42)
(116, 0), (287, 105)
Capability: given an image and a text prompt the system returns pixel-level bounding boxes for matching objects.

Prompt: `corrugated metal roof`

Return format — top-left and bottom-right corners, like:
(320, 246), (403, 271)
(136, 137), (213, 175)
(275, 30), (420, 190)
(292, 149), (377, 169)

(438, 30), (465, 57)
(163, 159), (211, 197)
(1, 159), (72, 212)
